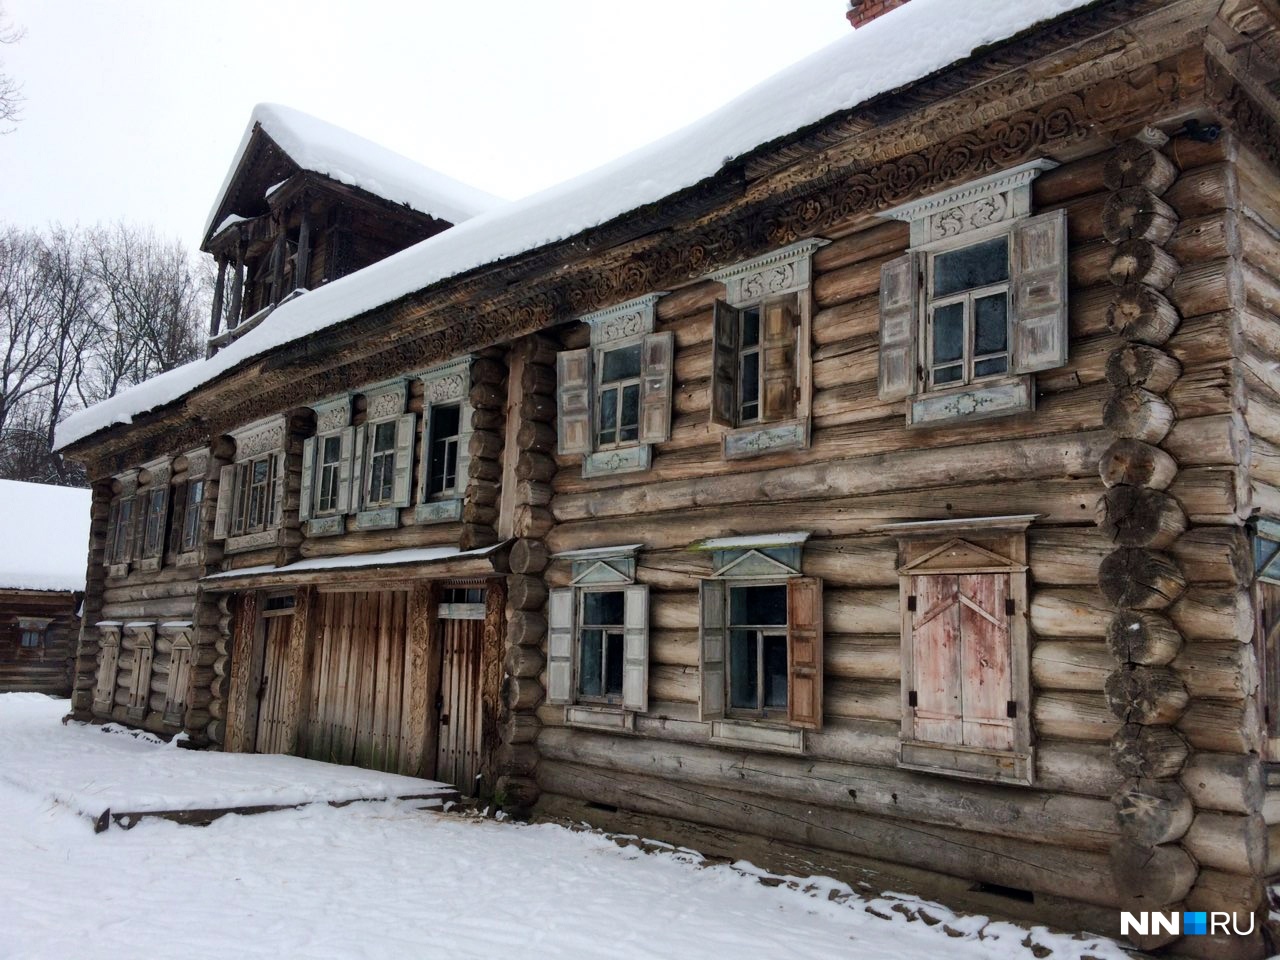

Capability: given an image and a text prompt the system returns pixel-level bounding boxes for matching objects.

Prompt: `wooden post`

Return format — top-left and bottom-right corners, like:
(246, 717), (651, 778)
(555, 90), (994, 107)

(209, 256), (227, 349)
(270, 233), (285, 306)
(228, 249), (245, 330)
(403, 581), (439, 779)
(278, 585), (313, 755)
(295, 207), (312, 292)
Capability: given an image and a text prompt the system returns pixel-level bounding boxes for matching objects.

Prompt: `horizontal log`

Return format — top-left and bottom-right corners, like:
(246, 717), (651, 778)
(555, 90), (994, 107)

(1106, 609), (1183, 665)
(1183, 811), (1267, 876)
(1031, 640), (1111, 691)
(1177, 698), (1261, 754)
(1180, 753), (1264, 815)
(1034, 691), (1119, 742)
(1108, 240), (1179, 289)
(1102, 187), (1178, 245)
(1094, 485), (1186, 549)
(1098, 548), (1186, 609)
(1169, 259), (1243, 319)
(1164, 163), (1237, 219)
(1105, 284), (1180, 345)
(1108, 838), (1196, 908)
(1102, 387), (1175, 442)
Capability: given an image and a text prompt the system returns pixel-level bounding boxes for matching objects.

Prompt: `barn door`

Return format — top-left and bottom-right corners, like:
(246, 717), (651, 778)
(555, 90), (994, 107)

(254, 593), (295, 754)
(435, 612), (485, 794)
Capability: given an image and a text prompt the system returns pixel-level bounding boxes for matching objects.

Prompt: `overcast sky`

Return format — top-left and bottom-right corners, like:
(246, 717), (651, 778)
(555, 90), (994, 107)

(1, 1), (846, 252)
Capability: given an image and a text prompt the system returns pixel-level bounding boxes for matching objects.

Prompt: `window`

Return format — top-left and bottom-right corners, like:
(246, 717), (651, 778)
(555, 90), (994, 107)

(317, 435), (343, 512)
(426, 403), (461, 496)
(547, 549), (649, 716)
(106, 495), (135, 565)
(728, 584), (789, 715)
(352, 383), (415, 529)
(168, 448), (208, 560)
(367, 420), (398, 505)
(878, 159), (1067, 426)
(18, 618), (49, 648)
(707, 239), (826, 460)
(141, 485), (168, 559)
(300, 398), (354, 533)
(180, 480), (203, 552)
(556, 294), (672, 478)
(214, 417), (288, 548)
(232, 454), (278, 535)
(880, 516), (1034, 785)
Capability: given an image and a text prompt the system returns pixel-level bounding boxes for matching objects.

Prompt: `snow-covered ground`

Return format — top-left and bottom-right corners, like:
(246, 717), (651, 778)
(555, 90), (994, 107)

(0, 694), (1131, 959)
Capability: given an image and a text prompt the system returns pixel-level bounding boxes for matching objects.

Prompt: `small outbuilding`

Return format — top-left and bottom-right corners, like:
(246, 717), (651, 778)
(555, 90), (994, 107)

(0, 480), (91, 696)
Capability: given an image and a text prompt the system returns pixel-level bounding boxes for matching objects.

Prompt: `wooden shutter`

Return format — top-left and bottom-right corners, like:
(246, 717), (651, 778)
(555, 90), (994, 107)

(391, 413), (416, 507)
(299, 437), (316, 522)
(336, 426), (355, 513)
(454, 402), (473, 497)
(103, 501), (118, 566)
(638, 332), (674, 444)
(622, 584), (649, 713)
(547, 587), (575, 705)
(878, 252), (921, 401)
(93, 633), (120, 713)
(127, 630), (154, 721)
(122, 497), (139, 564)
(168, 481), (187, 555)
(271, 451), (286, 526)
(698, 579), (727, 720)
(760, 297), (797, 422)
(556, 348), (593, 456)
(958, 573), (1015, 750)
(787, 577), (823, 730)
(1010, 208), (1069, 374)
(213, 465), (235, 539)
(710, 300), (739, 427)
(351, 424), (367, 512)
(164, 636), (192, 725)
(909, 574), (963, 745)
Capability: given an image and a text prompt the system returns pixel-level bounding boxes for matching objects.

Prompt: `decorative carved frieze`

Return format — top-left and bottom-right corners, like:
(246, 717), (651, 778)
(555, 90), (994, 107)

(419, 357), (471, 404)
(183, 446), (210, 480)
(230, 416), (286, 460)
(363, 380), (408, 422)
(708, 239), (828, 307)
(312, 396), (352, 434)
(579, 293), (665, 345)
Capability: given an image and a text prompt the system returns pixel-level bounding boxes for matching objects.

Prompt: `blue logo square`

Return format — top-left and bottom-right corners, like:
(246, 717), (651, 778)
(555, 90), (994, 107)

(1182, 912), (1208, 936)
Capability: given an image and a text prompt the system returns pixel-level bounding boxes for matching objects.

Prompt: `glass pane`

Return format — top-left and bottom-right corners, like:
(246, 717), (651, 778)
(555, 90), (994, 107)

(431, 403), (460, 440)
(974, 294), (1008, 355)
(974, 356), (1008, 378)
(601, 344), (642, 382)
(322, 435), (342, 464)
(729, 584), (787, 626)
(582, 590), (624, 626)
(740, 349), (760, 418)
(578, 629), (603, 697)
(763, 634), (788, 709)
(934, 364), (963, 385)
(932, 236), (1009, 297)
(605, 632), (624, 696)
(729, 629), (758, 710)
(374, 420), (396, 452)
(741, 307), (760, 348)
(932, 302), (963, 364)
(599, 388), (618, 432)
(252, 458), (269, 484)
(620, 383), (639, 442)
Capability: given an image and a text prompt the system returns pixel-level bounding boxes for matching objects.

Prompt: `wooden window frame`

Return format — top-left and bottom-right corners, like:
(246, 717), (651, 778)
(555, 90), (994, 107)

(179, 478), (204, 554)
(232, 453), (279, 537)
(416, 359), (473, 523)
(575, 586), (628, 707)
(1251, 518), (1280, 760)
(17, 617), (50, 649)
(315, 432), (347, 515)
(723, 579), (790, 722)
(424, 402), (463, 498)
(923, 236), (1012, 391)
(593, 341), (644, 452)
(877, 515), (1036, 786)
(364, 418), (399, 508)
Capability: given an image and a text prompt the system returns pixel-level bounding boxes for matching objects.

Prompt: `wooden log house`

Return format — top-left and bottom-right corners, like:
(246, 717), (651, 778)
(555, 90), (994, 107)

(0, 481), (90, 696)
(52, 2), (1280, 955)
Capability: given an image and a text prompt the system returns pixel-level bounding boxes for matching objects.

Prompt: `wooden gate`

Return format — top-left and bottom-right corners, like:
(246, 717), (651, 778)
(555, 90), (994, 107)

(255, 603), (295, 753)
(435, 614), (486, 794)
(300, 589), (413, 773)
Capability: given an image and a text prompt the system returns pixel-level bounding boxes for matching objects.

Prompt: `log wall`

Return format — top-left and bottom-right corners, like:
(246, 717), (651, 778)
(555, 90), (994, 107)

(0, 590), (79, 696)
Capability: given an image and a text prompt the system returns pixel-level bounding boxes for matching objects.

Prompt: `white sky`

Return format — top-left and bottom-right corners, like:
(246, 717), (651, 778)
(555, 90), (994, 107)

(1, 1), (847, 252)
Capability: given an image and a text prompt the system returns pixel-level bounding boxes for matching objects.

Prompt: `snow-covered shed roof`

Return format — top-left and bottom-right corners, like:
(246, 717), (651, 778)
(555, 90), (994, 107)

(57, 0), (1094, 452)
(203, 103), (505, 239)
(0, 481), (91, 593)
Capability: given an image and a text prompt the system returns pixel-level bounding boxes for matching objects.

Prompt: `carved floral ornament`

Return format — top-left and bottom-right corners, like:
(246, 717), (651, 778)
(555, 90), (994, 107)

(230, 416), (287, 460)
(707, 238), (829, 308)
(183, 447), (210, 479)
(580, 293), (666, 346)
(419, 357), (472, 404)
(364, 381), (408, 421)
(312, 396), (352, 434)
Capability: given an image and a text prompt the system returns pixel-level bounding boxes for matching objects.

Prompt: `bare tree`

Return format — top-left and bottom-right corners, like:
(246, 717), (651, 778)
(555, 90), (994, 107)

(0, 4), (24, 133)
(0, 226), (53, 440)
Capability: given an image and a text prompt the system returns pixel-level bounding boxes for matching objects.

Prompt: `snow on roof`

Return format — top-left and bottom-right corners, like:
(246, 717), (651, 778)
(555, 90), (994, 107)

(57, 0), (1094, 452)
(202, 544), (500, 581)
(691, 532), (812, 551)
(203, 103), (505, 240)
(0, 481), (91, 593)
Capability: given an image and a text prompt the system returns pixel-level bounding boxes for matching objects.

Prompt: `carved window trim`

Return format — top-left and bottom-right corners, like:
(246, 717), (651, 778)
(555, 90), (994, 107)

(301, 396), (355, 538)
(137, 457), (173, 573)
(104, 470), (140, 579)
(354, 380), (414, 530)
(416, 358), (473, 525)
(169, 447), (209, 565)
(218, 415), (288, 554)
(123, 621), (156, 723)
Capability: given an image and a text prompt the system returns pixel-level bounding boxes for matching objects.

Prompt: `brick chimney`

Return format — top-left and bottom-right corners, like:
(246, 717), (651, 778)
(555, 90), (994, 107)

(846, 0), (911, 29)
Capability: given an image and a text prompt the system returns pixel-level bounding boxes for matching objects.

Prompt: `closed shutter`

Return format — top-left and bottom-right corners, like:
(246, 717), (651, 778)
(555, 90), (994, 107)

(1010, 208), (1069, 374)
(710, 300), (739, 427)
(103, 501), (118, 565)
(168, 481), (187, 555)
(760, 297), (797, 422)
(787, 577), (823, 730)
(391, 413), (416, 507)
(547, 587), (575, 705)
(122, 497), (139, 564)
(878, 252), (921, 401)
(351, 424), (367, 512)
(127, 631), (154, 721)
(957, 573), (1015, 750)
(336, 426), (355, 513)
(909, 574), (963, 745)
(556, 348), (593, 456)
(299, 437), (316, 522)
(164, 637), (192, 725)
(638, 332), (674, 444)
(93, 634), (120, 713)
(146, 485), (170, 559)
(622, 584), (649, 713)
(213, 465), (235, 539)
(698, 579), (727, 720)
(270, 451), (286, 527)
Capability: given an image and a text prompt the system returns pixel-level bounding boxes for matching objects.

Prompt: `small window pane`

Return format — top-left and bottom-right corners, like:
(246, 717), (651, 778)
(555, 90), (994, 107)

(599, 388), (618, 434)
(729, 629), (759, 709)
(974, 294), (1008, 355)
(604, 631), (624, 696)
(934, 364), (963, 385)
(932, 237), (1009, 297)
(729, 585), (787, 626)
(741, 307), (761, 348)
(322, 435), (341, 464)
(582, 590), (624, 626)
(974, 356), (1008, 378)
(620, 383), (640, 443)
(601, 344), (642, 382)
(740, 350), (760, 420)
(932, 302), (964, 364)
(374, 420), (396, 452)
(579, 629), (603, 697)
(429, 404), (462, 495)
(763, 634), (788, 708)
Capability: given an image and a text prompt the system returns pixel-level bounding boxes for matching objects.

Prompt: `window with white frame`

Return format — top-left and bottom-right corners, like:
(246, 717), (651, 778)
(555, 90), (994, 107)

(695, 533), (822, 751)
(353, 381), (415, 529)
(878, 159), (1068, 427)
(417, 358), (473, 523)
(707, 239), (827, 460)
(300, 397), (354, 536)
(557, 295), (672, 479)
(168, 448), (209, 561)
(547, 547), (649, 723)
(213, 416), (287, 550)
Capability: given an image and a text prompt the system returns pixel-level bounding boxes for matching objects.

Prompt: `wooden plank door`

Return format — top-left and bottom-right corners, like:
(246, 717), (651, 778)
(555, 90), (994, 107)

(435, 616), (485, 794)
(255, 611), (293, 754)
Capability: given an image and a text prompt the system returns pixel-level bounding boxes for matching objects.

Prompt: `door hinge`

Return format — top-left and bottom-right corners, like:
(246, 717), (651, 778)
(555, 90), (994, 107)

(908, 690), (918, 707)
(1005, 597), (1016, 616)
(907, 595), (917, 612)
(1007, 700), (1018, 718)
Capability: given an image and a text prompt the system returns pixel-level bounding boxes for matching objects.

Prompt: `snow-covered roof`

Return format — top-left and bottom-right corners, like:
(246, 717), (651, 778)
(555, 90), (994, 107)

(202, 544), (500, 581)
(691, 532), (811, 551)
(57, 0), (1094, 453)
(0, 481), (91, 593)
(203, 103), (505, 239)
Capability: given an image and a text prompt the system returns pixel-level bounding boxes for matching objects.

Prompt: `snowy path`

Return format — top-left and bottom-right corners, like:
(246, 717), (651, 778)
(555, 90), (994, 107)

(0, 694), (1131, 959)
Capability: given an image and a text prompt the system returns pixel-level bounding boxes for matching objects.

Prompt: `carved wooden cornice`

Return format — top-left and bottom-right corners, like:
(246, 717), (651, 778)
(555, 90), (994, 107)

(75, 3), (1213, 477)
